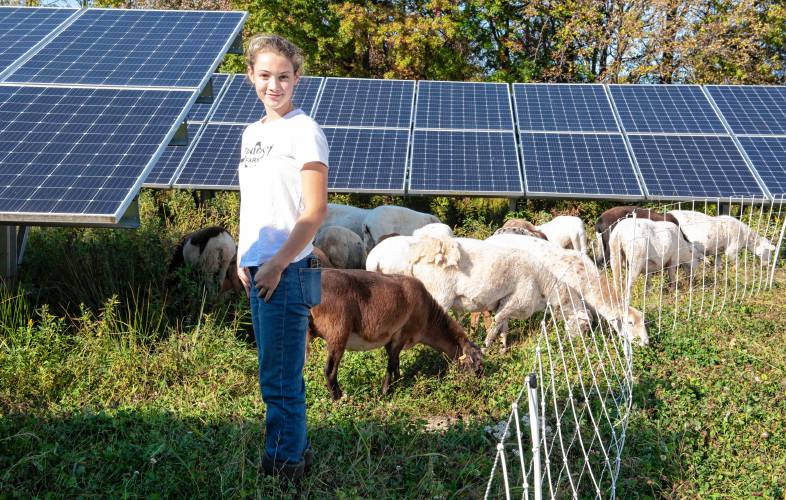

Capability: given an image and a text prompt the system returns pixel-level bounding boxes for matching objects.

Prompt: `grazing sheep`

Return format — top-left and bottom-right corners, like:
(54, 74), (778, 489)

(609, 218), (704, 293)
(537, 216), (588, 253)
(405, 236), (648, 350)
(668, 210), (776, 268)
(361, 206), (441, 253)
(322, 203), (370, 239)
(596, 206), (679, 265)
(169, 226), (242, 294)
(499, 218), (548, 239)
(314, 225), (366, 269)
(485, 233), (649, 346)
(308, 269), (483, 400)
(412, 223), (454, 238)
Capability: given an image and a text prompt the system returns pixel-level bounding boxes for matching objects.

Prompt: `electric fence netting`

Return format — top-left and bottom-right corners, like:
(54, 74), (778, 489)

(484, 196), (786, 499)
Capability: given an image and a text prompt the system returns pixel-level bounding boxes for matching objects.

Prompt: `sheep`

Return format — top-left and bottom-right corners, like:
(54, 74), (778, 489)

(668, 210), (776, 268)
(412, 222), (454, 238)
(169, 226), (242, 294)
(308, 269), (483, 400)
(361, 206), (441, 253)
(537, 216), (588, 253)
(485, 233), (649, 346)
(322, 203), (370, 239)
(402, 235), (648, 350)
(609, 218), (704, 293)
(595, 206), (679, 265)
(314, 225), (366, 269)
(499, 218), (548, 239)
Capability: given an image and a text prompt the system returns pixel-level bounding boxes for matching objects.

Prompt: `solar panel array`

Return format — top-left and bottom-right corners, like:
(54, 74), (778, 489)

(0, 7), (246, 225)
(157, 78), (785, 201)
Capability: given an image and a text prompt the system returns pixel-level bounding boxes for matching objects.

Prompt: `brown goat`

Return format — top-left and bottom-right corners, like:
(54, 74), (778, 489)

(308, 269), (483, 400)
(595, 206), (679, 265)
(500, 218), (548, 240)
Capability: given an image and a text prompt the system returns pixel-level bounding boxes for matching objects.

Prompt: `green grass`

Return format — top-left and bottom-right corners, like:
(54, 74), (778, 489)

(1, 191), (784, 498)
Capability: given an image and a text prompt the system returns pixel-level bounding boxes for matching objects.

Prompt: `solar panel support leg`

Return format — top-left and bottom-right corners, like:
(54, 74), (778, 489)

(228, 32), (244, 55)
(718, 202), (730, 216)
(193, 190), (215, 208)
(508, 198), (520, 213)
(196, 78), (215, 104)
(1, 225), (20, 287)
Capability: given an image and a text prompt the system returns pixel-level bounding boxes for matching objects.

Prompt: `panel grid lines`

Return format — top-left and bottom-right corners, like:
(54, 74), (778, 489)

(172, 123), (243, 189)
(706, 85), (786, 136)
(0, 84), (192, 220)
(5, 9), (245, 88)
(513, 84), (619, 133)
(415, 80), (513, 131)
(313, 77), (415, 128)
(0, 7), (77, 75)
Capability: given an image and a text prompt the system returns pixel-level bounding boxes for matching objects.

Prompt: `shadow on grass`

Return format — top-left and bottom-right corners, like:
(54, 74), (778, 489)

(0, 409), (496, 499)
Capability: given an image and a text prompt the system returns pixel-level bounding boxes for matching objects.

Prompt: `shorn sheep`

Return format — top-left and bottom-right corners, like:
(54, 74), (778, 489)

(609, 218), (704, 293)
(401, 235), (648, 349)
(596, 206), (680, 264)
(308, 269), (483, 400)
(361, 205), (441, 252)
(314, 225), (366, 269)
(169, 226), (243, 294)
(668, 210), (776, 268)
(537, 216), (588, 253)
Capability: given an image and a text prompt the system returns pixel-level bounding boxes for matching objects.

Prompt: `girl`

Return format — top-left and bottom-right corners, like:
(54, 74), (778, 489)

(236, 34), (329, 481)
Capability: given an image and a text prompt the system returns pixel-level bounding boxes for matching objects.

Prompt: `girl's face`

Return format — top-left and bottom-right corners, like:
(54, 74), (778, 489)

(247, 51), (300, 118)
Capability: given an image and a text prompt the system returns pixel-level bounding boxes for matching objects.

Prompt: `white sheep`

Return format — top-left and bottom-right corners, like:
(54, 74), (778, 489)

(668, 210), (776, 268)
(485, 233), (649, 346)
(361, 206), (441, 252)
(412, 222), (454, 238)
(609, 218), (704, 293)
(314, 225), (367, 269)
(322, 203), (370, 239)
(537, 215), (588, 254)
(372, 235), (648, 350)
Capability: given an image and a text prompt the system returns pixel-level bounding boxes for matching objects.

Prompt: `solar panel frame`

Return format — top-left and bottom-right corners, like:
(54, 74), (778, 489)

(0, 6), (79, 79)
(609, 84), (727, 134)
(414, 80), (514, 131)
(705, 85), (786, 136)
(626, 134), (766, 201)
(408, 130), (523, 196)
(312, 77), (416, 128)
(4, 8), (247, 89)
(519, 131), (644, 200)
(512, 83), (620, 133)
(0, 83), (196, 225)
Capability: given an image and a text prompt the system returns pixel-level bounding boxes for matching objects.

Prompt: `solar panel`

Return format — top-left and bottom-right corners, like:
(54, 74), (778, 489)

(0, 7), (76, 73)
(415, 81), (513, 130)
(313, 78), (414, 128)
(5, 9), (245, 87)
(409, 130), (522, 195)
(210, 74), (323, 124)
(520, 133), (642, 198)
(627, 134), (764, 199)
(610, 85), (725, 134)
(737, 136), (786, 196)
(172, 124), (243, 189)
(324, 128), (409, 193)
(188, 73), (230, 122)
(513, 84), (618, 132)
(0, 84), (192, 223)
(706, 85), (786, 136)
(143, 123), (202, 188)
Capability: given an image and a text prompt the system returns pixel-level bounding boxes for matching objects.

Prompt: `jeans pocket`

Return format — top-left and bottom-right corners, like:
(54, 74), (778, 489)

(299, 268), (322, 307)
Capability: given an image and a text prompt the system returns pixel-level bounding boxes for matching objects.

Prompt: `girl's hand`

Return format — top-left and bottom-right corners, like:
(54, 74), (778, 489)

(254, 261), (284, 302)
(237, 266), (251, 298)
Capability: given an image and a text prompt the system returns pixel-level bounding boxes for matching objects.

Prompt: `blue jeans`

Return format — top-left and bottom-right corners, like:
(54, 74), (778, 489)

(249, 255), (321, 465)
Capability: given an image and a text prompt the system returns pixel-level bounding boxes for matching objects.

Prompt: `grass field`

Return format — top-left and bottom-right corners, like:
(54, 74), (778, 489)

(1, 190), (784, 498)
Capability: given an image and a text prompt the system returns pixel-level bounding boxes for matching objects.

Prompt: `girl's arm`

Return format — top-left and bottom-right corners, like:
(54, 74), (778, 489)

(253, 161), (328, 301)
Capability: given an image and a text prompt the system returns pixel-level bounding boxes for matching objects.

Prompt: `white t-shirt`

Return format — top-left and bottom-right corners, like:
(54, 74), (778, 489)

(237, 109), (329, 267)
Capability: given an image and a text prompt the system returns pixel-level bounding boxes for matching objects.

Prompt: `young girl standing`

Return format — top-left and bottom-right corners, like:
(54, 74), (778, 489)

(236, 34), (329, 481)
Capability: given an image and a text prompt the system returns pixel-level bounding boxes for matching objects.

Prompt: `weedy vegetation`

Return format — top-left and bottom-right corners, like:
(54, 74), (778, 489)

(1, 190), (784, 498)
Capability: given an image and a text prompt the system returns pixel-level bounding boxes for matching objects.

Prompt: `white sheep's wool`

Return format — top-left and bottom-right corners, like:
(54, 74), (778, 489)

(237, 108), (329, 267)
